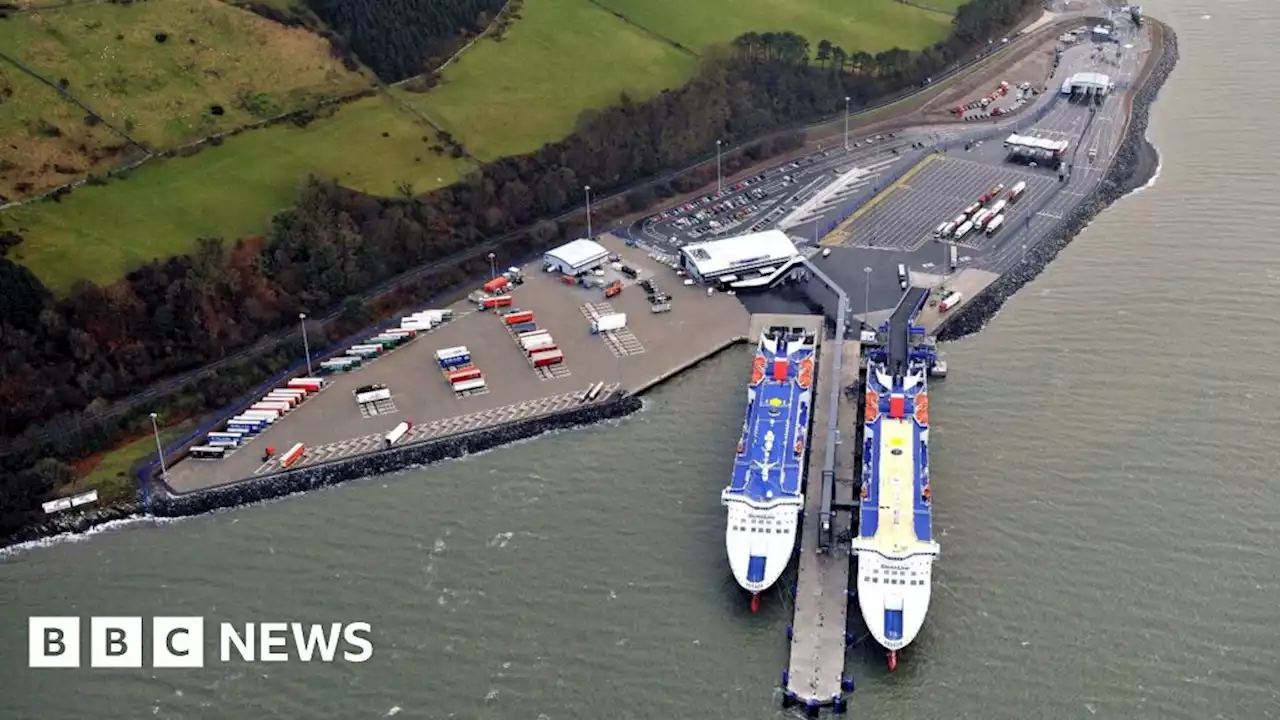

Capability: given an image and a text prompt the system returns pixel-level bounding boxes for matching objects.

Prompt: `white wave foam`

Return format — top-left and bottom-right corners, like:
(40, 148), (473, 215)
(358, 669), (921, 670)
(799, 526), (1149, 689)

(0, 515), (190, 558)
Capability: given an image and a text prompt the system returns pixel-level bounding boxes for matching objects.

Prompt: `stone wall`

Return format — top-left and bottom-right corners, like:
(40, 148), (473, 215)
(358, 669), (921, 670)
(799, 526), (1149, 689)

(936, 21), (1180, 341)
(3, 395), (642, 549)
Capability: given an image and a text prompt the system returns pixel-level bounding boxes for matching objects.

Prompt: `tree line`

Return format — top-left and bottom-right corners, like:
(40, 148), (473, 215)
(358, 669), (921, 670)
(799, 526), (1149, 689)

(303, 0), (509, 81)
(0, 0), (1036, 538)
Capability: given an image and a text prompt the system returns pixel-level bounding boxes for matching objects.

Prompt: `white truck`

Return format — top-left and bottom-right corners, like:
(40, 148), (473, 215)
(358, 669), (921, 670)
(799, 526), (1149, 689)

(939, 291), (963, 312)
(590, 313), (627, 334)
(953, 220), (975, 240)
(985, 215), (1006, 235)
(1008, 181), (1027, 202)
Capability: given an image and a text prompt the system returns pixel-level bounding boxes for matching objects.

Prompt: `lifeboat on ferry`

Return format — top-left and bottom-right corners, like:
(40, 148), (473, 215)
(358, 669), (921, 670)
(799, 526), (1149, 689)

(865, 390), (880, 424)
(750, 356), (766, 386)
(860, 484), (870, 499)
(921, 485), (932, 503)
(797, 358), (814, 389)
(914, 392), (930, 426)
(794, 435), (805, 456)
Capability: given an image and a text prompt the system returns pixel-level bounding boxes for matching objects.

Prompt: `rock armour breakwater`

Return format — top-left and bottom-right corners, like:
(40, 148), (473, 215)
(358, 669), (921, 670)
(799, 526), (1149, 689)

(936, 21), (1180, 342)
(1, 396), (642, 550)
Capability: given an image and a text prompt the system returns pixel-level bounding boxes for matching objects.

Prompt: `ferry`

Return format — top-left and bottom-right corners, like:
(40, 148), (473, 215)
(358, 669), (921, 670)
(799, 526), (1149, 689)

(722, 327), (816, 612)
(851, 349), (940, 670)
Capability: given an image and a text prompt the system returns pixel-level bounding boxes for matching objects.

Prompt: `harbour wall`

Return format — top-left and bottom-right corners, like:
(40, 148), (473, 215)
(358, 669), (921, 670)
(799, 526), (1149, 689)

(935, 20), (1179, 341)
(2, 395), (641, 549)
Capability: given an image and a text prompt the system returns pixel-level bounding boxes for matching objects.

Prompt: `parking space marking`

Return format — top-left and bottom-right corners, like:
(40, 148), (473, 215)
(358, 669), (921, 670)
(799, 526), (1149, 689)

(359, 396), (399, 419)
(820, 153), (942, 247)
(251, 385), (624, 474)
(580, 303), (647, 357)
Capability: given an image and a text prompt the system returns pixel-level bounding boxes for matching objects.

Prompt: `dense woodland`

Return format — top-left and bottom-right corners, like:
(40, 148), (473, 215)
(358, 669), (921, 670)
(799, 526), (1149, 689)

(0, 0), (1036, 536)
(304, 0), (509, 81)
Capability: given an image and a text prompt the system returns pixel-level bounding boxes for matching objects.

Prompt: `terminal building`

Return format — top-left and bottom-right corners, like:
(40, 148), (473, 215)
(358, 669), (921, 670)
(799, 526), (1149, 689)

(679, 230), (801, 289)
(543, 238), (609, 276)
(1060, 72), (1113, 101)
(1004, 133), (1070, 168)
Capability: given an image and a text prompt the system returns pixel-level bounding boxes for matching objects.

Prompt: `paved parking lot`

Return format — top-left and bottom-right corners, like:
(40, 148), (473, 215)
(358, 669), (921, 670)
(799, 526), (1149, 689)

(823, 154), (1052, 252)
(163, 235), (750, 492)
(252, 384), (623, 475)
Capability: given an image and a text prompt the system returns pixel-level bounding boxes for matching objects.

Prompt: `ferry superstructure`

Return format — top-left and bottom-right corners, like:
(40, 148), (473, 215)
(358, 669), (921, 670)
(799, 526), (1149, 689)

(722, 327), (816, 611)
(852, 299), (941, 670)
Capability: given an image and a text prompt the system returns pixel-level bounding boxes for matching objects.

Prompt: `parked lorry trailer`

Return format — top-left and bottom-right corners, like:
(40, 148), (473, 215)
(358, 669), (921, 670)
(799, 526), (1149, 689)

(522, 336), (556, 354)
(452, 378), (487, 393)
(280, 443), (306, 469)
(250, 402), (289, 414)
(446, 367), (483, 383)
(590, 313), (627, 334)
(385, 421), (413, 447)
(288, 377), (324, 392)
(236, 411), (279, 424)
(530, 349), (564, 367)
(1008, 181), (1027, 201)
(503, 310), (535, 325)
(985, 215), (1006, 235)
(510, 321), (537, 335)
(939, 291), (964, 312)
(479, 295), (514, 310)
(954, 220), (975, 240)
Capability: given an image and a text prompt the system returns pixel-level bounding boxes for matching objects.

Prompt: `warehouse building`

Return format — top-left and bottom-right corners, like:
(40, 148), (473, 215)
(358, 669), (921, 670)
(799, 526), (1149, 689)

(679, 230), (801, 288)
(543, 238), (609, 276)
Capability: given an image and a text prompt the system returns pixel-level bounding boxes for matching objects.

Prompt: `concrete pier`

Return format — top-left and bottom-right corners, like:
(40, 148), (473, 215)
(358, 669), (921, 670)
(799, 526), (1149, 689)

(786, 337), (862, 711)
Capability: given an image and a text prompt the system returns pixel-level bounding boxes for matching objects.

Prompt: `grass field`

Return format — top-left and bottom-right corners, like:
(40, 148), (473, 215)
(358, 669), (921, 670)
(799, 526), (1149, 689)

(0, 0), (371, 151)
(5, 0), (960, 291)
(67, 418), (196, 504)
(4, 94), (474, 292)
(395, 0), (696, 161)
(595, 0), (955, 58)
(0, 63), (134, 200)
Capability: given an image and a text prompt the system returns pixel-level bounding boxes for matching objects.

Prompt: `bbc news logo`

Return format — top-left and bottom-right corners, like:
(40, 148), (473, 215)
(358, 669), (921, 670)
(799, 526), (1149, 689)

(29, 617), (373, 668)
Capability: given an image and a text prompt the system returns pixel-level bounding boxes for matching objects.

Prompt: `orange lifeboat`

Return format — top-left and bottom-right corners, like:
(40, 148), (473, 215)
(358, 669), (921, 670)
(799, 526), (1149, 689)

(914, 392), (930, 426)
(794, 436), (805, 456)
(921, 485), (932, 502)
(865, 390), (880, 424)
(750, 356), (766, 386)
(737, 439), (745, 455)
(797, 358), (814, 389)
(860, 484), (870, 499)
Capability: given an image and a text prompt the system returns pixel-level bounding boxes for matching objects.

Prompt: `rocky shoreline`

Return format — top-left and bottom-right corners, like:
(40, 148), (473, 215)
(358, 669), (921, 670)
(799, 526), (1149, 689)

(936, 21), (1179, 342)
(2, 395), (642, 550)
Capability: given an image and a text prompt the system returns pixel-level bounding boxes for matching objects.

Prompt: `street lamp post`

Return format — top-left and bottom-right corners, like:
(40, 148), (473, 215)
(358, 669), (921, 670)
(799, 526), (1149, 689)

(299, 312), (312, 376)
(488, 252), (496, 280)
(863, 266), (872, 323)
(584, 185), (592, 239)
(844, 97), (851, 151)
(716, 140), (723, 193)
(148, 412), (166, 513)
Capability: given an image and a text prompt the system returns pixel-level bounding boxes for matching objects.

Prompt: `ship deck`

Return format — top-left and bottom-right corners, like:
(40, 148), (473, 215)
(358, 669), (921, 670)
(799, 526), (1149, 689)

(860, 418), (933, 556)
(726, 342), (814, 501)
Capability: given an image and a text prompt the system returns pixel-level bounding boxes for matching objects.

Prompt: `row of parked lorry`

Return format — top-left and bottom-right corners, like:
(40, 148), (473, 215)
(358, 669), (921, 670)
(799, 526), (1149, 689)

(189, 377), (326, 461)
(496, 307), (565, 369)
(934, 180), (1027, 242)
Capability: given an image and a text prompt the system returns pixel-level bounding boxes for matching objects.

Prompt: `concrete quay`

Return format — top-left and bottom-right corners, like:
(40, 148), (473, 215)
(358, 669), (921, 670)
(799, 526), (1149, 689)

(161, 234), (750, 494)
(783, 330), (862, 715)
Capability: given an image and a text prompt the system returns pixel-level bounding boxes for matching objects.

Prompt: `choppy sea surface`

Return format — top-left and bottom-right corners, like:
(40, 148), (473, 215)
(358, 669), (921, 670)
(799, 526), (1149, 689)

(3, 2), (1279, 718)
